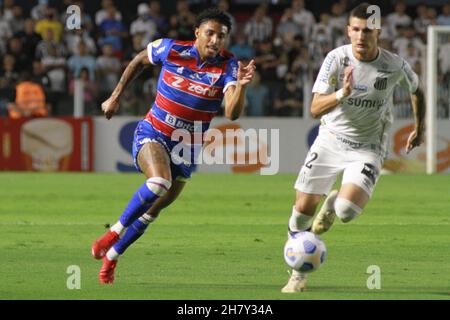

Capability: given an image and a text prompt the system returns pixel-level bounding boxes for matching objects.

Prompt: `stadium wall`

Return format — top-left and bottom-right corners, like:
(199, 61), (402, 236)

(93, 117), (450, 174)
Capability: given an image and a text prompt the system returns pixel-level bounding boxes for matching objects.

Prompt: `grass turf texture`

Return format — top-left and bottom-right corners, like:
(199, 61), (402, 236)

(0, 172), (449, 300)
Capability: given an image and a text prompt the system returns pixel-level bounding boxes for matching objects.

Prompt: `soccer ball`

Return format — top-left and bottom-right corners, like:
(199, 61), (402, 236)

(283, 231), (327, 273)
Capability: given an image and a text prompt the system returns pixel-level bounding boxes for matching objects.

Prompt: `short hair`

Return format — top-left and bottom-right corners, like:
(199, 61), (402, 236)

(195, 7), (232, 33)
(348, 2), (373, 23)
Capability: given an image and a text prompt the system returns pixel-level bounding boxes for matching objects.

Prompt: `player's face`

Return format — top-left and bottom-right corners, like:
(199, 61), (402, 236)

(195, 20), (229, 60)
(347, 17), (380, 61)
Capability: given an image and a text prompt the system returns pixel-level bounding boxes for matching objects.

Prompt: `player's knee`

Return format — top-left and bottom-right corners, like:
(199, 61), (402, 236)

(146, 177), (172, 197)
(334, 198), (362, 223)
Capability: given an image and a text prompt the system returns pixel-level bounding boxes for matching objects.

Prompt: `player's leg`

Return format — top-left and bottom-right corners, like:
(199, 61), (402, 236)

(334, 157), (381, 223)
(92, 141), (172, 261)
(283, 142), (342, 293)
(109, 179), (186, 259)
(312, 153), (381, 233)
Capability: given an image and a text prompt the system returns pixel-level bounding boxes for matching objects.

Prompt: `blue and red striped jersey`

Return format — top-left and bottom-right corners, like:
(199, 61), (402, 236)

(145, 38), (238, 138)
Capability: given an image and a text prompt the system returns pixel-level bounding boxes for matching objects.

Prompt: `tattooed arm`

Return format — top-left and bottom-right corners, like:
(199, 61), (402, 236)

(102, 49), (151, 119)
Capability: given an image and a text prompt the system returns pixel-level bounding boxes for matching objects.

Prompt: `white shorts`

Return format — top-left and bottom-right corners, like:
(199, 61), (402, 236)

(294, 128), (384, 197)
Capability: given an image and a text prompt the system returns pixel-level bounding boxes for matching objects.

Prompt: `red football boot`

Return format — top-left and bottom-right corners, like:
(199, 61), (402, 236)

(91, 230), (120, 260)
(99, 257), (118, 284)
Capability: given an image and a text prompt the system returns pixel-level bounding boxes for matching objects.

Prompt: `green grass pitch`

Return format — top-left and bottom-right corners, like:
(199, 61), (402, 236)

(0, 172), (449, 300)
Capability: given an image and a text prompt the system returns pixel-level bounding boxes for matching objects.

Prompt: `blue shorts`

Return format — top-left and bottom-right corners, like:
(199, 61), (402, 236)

(132, 120), (198, 181)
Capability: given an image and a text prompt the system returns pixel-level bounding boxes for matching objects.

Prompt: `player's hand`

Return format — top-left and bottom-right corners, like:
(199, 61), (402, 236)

(101, 97), (119, 120)
(237, 59), (256, 86)
(343, 66), (354, 97)
(405, 128), (424, 154)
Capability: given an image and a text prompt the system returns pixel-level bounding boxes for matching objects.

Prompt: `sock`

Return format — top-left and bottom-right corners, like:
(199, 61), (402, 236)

(289, 206), (313, 233)
(112, 214), (156, 255)
(110, 221), (125, 236)
(119, 177), (170, 227)
(106, 247), (119, 261)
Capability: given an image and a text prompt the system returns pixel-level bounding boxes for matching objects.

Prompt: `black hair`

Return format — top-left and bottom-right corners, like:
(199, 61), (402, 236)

(348, 2), (373, 22)
(195, 7), (232, 33)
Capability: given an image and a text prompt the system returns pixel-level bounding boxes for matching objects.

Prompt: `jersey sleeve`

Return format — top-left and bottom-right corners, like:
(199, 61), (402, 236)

(146, 38), (174, 65)
(398, 59), (419, 93)
(312, 51), (340, 94)
(223, 57), (238, 93)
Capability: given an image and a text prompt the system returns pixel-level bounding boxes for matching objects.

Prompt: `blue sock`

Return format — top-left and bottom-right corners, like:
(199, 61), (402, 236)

(113, 219), (150, 255)
(119, 182), (160, 227)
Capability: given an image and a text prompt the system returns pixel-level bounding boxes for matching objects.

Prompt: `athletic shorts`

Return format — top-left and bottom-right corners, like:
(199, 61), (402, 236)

(294, 127), (383, 197)
(132, 119), (199, 181)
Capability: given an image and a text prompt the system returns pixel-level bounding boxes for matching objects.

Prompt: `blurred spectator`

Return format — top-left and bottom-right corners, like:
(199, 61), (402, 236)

(386, 2), (412, 38)
(413, 5), (430, 42)
(35, 7), (64, 43)
(7, 36), (32, 72)
(148, 1), (168, 39)
(96, 43), (121, 104)
(31, 60), (52, 93)
(276, 8), (303, 46)
(95, 0), (122, 27)
(217, 0), (236, 34)
(9, 5), (25, 35)
(392, 25), (424, 59)
(130, 3), (157, 47)
(67, 41), (96, 80)
(169, 0), (196, 41)
(2, 0), (15, 21)
(311, 13), (333, 51)
(438, 39), (450, 75)
(254, 39), (278, 85)
(123, 33), (145, 64)
(14, 18), (42, 58)
(0, 8), (13, 55)
(98, 6), (128, 58)
(41, 44), (67, 94)
(244, 4), (273, 45)
(426, 7), (438, 26)
(291, 0), (315, 43)
(0, 54), (19, 101)
(31, 0), (49, 21)
(245, 70), (269, 116)
(35, 28), (67, 60)
(69, 67), (98, 115)
(437, 4), (450, 26)
(328, 2), (347, 45)
(229, 32), (255, 60)
(7, 73), (49, 119)
(64, 27), (97, 56)
(273, 72), (303, 117)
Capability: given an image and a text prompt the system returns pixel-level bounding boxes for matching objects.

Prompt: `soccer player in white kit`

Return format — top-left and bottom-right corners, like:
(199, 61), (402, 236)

(282, 3), (426, 293)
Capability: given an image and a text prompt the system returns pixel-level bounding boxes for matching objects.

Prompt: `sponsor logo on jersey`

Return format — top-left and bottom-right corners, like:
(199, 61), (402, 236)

(341, 56), (350, 67)
(361, 163), (378, 185)
(180, 49), (191, 57)
(328, 76), (337, 87)
(347, 97), (386, 109)
(353, 84), (368, 91)
(167, 74), (220, 98)
(156, 46), (166, 55)
(374, 77), (387, 90)
(206, 72), (220, 85)
(176, 66), (184, 74)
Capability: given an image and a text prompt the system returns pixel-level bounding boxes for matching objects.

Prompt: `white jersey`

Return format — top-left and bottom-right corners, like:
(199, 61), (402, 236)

(312, 44), (419, 155)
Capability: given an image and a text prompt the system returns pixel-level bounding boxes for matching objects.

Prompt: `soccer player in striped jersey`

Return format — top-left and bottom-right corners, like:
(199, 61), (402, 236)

(282, 3), (425, 293)
(91, 8), (256, 284)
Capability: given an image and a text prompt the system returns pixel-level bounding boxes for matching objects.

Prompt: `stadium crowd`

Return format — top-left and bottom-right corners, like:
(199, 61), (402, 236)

(0, 0), (449, 119)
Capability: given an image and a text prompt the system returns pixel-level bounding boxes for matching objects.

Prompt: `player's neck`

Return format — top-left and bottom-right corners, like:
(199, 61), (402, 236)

(352, 47), (379, 62)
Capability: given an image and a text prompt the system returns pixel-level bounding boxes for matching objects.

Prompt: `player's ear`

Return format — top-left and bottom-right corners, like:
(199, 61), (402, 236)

(194, 27), (200, 39)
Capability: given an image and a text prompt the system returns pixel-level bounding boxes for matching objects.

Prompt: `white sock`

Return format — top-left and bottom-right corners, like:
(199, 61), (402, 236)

(110, 221), (125, 236)
(106, 247), (119, 261)
(139, 213), (157, 224)
(289, 206), (313, 232)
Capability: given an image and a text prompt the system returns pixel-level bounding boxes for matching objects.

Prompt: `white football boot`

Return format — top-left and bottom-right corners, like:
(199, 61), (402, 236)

(311, 190), (338, 235)
(281, 270), (308, 293)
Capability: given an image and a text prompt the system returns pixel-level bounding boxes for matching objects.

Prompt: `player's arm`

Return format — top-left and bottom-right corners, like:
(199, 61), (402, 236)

(224, 60), (256, 120)
(311, 66), (353, 118)
(102, 49), (152, 119)
(406, 86), (426, 154)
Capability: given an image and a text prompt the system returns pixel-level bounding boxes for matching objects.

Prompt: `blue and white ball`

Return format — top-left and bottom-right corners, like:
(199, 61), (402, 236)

(283, 231), (327, 273)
